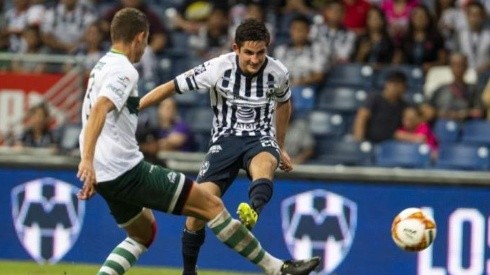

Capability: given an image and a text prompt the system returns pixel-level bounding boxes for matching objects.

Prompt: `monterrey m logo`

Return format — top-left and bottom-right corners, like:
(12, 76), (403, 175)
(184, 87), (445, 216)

(281, 189), (357, 274)
(11, 177), (85, 264)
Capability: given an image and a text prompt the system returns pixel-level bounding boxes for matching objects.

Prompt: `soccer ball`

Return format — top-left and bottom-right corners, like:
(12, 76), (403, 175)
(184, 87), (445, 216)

(391, 207), (437, 252)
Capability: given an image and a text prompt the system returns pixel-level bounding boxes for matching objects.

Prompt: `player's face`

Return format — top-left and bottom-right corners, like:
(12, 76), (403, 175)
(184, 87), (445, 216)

(234, 41), (267, 76)
(130, 31), (148, 63)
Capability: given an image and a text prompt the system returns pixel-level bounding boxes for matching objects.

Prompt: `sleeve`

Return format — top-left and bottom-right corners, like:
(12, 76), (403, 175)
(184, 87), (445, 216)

(173, 58), (218, 94)
(99, 69), (138, 111)
(274, 65), (291, 102)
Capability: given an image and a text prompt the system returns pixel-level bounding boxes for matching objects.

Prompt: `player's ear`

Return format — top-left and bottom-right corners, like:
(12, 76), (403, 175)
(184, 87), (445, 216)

(232, 43), (240, 54)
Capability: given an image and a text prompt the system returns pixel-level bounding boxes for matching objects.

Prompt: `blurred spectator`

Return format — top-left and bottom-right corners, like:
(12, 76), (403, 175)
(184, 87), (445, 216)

(0, 0), (6, 50)
(351, 6), (396, 66)
(3, 0), (44, 53)
(435, 0), (466, 50)
(394, 4), (447, 73)
(41, 0), (97, 54)
(352, 71), (408, 143)
(274, 15), (326, 85)
(284, 116), (315, 164)
(455, 1), (490, 73)
(189, 7), (229, 62)
(156, 98), (196, 152)
(274, 14), (327, 114)
(310, 0), (356, 64)
(394, 105), (438, 156)
(16, 101), (57, 149)
(273, 0), (315, 37)
(421, 52), (483, 121)
(71, 21), (107, 76)
(11, 25), (48, 73)
(381, 0), (419, 44)
(169, 0), (229, 34)
(343, 0), (371, 35)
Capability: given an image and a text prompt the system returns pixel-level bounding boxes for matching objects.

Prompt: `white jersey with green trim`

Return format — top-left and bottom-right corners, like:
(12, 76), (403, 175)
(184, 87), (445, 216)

(79, 51), (143, 182)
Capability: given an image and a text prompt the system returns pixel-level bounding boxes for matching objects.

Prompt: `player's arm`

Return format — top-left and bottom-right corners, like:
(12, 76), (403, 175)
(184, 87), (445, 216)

(139, 80), (176, 110)
(77, 96), (115, 199)
(276, 99), (293, 172)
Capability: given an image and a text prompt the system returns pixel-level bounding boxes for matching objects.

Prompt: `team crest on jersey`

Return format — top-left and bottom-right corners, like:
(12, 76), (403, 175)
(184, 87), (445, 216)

(11, 177), (85, 264)
(281, 189), (357, 274)
(199, 161), (210, 177)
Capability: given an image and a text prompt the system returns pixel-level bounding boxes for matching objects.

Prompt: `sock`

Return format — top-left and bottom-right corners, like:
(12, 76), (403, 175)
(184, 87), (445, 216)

(98, 237), (146, 275)
(249, 178), (273, 214)
(182, 227), (205, 274)
(207, 209), (283, 274)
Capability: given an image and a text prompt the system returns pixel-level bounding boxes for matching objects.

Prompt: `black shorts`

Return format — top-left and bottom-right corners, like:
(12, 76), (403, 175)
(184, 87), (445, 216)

(196, 135), (280, 194)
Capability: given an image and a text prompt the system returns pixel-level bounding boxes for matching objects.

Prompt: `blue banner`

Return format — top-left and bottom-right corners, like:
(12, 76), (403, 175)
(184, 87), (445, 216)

(1, 167), (490, 274)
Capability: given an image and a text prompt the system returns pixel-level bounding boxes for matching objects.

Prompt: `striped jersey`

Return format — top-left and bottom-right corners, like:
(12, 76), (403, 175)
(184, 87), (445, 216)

(174, 52), (291, 142)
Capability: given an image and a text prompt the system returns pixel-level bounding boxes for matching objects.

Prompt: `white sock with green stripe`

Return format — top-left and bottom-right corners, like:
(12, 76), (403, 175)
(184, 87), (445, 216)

(98, 237), (147, 275)
(207, 209), (283, 275)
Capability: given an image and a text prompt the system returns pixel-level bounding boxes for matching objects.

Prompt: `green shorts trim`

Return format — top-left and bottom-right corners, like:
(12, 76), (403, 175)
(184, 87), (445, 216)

(95, 161), (193, 226)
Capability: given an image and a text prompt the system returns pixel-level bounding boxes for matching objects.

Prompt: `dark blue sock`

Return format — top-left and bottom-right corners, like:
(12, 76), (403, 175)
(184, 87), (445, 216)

(182, 228), (205, 275)
(248, 178), (273, 214)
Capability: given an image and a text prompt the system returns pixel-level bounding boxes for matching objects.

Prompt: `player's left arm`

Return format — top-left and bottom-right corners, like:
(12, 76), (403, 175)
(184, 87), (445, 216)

(77, 96), (115, 200)
(275, 99), (293, 172)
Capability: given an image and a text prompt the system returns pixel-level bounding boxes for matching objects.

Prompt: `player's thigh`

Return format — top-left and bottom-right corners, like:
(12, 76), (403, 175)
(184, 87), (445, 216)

(244, 136), (280, 180)
(182, 182), (224, 222)
(185, 182), (222, 229)
(197, 137), (242, 193)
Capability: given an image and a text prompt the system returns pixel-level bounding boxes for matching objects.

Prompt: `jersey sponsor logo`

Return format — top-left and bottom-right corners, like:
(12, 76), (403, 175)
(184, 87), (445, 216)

(106, 83), (124, 98)
(199, 161), (210, 178)
(209, 145), (222, 154)
(11, 177), (85, 264)
(167, 172), (177, 183)
(192, 64), (207, 75)
(234, 122), (256, 131)
(281, 189), (357, 274)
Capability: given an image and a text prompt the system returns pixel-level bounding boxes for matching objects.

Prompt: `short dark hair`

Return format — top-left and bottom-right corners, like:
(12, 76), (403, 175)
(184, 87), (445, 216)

(386, 71), (407, 84)
(234, 18), (270, 47)
(290, 14), (311, 27)
(110, 7), (149, 44)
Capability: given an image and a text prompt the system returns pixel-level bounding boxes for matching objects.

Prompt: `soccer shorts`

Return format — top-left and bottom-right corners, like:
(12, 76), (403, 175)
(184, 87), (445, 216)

(95, 161), (193, 227)
(196, 135), (281, 194)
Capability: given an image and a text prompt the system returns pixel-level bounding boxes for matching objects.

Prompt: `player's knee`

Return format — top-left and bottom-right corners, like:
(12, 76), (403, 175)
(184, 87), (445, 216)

(143, 221), (157, 248)
(206, 193), (225, 218)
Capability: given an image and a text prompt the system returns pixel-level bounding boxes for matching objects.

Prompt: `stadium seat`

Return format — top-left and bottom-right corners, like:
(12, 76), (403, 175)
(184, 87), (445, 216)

(323, 63), (374, 89)
(374, 65), (424, 92)
(423, 65), (477, 99)
(435, 144), (489, 171)
(461, 120), (490, 146)
(433, 119), (461, 144)
(308, 139), (373, 166)
(374, 140), (431, 168)
(291, 85), (316, 116)
(316, 86), (368, 114)
(308, 110), (347, 138)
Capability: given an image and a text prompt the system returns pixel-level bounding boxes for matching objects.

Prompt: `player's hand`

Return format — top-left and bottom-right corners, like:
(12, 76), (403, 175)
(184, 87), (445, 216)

(77, 159), (97, 200)
(279, 150), (293, 172)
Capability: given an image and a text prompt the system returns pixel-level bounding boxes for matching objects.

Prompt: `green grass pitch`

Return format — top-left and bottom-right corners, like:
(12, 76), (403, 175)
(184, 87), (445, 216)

(0, 260), (260, 275)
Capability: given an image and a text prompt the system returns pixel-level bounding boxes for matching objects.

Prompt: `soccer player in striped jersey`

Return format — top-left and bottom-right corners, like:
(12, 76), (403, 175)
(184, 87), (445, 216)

(78, 8), (319, 275)
(139, 19), (295, 275)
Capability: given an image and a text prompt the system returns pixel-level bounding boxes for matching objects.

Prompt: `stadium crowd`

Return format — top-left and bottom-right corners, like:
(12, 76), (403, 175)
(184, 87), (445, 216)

(2, 0), (490, 169)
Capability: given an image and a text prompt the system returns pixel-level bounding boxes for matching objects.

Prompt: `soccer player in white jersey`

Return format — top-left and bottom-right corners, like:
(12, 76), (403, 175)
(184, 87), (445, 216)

(77, 8), (319, 275)
(139, 19), (296, 275)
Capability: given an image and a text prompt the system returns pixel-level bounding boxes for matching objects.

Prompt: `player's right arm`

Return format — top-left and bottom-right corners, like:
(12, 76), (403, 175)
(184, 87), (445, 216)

(139, 80), (176, 110)
(77, 96), (115, 200)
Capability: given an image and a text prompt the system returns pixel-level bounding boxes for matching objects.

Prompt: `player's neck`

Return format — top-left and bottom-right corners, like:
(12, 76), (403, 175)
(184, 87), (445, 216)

(110, 43), (130, 59)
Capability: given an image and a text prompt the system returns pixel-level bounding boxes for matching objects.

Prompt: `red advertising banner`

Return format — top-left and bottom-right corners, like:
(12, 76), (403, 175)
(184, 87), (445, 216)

(0, 71), (83, 142)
